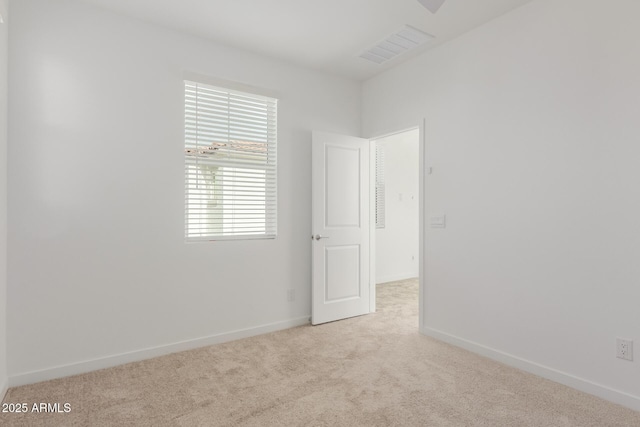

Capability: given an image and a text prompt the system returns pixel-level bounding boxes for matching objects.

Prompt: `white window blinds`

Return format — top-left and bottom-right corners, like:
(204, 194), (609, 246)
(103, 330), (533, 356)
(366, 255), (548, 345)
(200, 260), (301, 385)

(185, 80), (277, 241)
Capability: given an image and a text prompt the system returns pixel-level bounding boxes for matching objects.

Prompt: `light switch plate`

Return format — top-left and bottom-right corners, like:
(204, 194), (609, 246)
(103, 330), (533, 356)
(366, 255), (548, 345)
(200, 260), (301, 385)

(430, 215), (446, 228)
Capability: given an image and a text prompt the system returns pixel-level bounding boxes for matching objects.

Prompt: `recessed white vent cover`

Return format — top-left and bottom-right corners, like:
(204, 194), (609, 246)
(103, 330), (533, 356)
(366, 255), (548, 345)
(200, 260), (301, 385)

(359, 25), (434, 65)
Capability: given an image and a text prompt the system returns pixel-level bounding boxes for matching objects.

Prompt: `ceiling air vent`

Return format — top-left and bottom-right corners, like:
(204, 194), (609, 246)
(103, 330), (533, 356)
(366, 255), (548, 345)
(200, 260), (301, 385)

(359, 25), (434, 65)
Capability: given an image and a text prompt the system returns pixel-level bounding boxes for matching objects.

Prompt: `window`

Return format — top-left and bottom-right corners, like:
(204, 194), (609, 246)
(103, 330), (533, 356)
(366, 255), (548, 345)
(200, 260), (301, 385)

(185, 80), (277, 241)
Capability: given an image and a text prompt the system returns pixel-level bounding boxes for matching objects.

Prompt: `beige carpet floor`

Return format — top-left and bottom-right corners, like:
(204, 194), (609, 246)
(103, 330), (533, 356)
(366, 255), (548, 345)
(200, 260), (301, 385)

(2, 278), (640, 426)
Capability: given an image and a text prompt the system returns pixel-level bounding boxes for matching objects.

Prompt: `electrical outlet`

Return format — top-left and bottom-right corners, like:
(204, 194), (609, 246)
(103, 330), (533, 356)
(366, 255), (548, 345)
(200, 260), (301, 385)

(616, 338), (634, 361)
(287, 289), (295, 302)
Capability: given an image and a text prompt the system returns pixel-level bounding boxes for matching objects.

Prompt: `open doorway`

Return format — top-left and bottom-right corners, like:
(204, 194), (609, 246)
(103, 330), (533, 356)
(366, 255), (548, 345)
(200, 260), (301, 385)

(371, 128), (421, 321)
(311, 127), (423, 326)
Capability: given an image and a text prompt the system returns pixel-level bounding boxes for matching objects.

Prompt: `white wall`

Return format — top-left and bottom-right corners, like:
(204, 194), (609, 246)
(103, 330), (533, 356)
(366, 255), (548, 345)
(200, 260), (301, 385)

(375, 129), (419, 283)
(0, 0), (8, 399)
(8, 0), (361, 383)
(363, 0), (640, 410)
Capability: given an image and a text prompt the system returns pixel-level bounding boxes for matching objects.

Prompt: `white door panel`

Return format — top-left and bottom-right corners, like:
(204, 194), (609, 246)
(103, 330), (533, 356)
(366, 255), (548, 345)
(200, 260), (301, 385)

(325, 145), (361, 227)
(312, 131), (370, 325)
(325, 245), (360, 301)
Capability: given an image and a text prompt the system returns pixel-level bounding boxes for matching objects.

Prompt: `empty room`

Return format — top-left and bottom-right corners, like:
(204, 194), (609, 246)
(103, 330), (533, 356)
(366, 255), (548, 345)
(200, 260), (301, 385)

(0, 0), (639, 425)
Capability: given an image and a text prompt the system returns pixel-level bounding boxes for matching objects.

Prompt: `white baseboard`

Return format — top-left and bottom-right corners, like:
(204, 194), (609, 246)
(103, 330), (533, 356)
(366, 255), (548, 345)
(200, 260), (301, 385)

(421, 326), (640, 412)
(10, 316), (310, 388)
(376, 273), (418, 284)
(0, 378), (8, 402)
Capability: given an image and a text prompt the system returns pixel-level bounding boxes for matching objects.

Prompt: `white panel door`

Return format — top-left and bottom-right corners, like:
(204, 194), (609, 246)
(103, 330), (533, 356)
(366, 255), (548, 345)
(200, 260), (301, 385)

(312, 131), (370, 325)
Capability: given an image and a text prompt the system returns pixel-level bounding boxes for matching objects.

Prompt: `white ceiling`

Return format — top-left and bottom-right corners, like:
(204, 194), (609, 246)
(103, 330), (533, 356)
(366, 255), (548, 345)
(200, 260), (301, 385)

(78, 0), (534, 81)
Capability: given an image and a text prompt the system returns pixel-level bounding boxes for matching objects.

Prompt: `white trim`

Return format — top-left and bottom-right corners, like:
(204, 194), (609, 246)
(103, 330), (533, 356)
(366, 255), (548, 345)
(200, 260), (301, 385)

(0, 378), (8, 402)
(376, 273), (418, 284)
(369, 125), (420, 141)
(418, 119), (426, 331)
(9, 316), (310, 388)
(422, 327), (640, 412)
(369, 144), (377, 313)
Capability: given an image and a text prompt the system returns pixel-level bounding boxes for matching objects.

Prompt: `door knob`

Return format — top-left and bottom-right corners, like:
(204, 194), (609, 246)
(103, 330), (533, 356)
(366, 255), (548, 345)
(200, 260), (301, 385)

(313, 234), (329, 241)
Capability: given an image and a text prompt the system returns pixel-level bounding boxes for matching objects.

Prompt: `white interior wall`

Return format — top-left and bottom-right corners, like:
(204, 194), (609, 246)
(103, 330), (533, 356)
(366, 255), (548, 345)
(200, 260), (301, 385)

(0, 0), (8, 399)
(8, 0), (361, 384)
(375, 129), (419, 284)
(363, 0), (640, 410)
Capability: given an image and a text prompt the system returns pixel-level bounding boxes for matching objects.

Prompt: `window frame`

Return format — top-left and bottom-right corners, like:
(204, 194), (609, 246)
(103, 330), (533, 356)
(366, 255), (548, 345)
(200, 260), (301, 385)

(184, 78), (278, 242)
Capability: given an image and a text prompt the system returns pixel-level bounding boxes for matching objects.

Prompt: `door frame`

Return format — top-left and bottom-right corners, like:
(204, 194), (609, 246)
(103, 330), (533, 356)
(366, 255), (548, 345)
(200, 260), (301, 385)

(368, 120), (425, 331)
